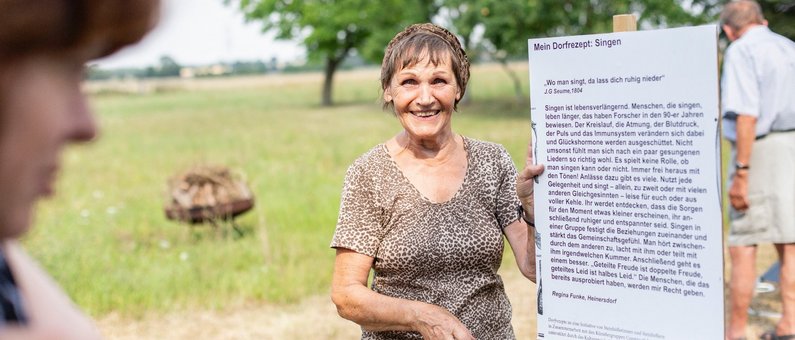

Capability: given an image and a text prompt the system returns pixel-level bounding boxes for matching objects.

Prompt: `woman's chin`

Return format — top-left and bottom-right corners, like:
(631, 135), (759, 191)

(399, 112), (452, 141)
(0, 210), (33, 239)
(405, 127), (449, 141)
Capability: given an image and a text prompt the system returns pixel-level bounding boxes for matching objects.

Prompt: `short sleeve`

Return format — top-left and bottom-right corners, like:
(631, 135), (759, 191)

(330, 159), (384, 257)
(721, 45), (760, 118)
(494, 146), (521, 230)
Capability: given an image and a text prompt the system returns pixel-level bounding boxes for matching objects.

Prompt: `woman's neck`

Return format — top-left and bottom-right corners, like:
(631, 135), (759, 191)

(394, 130), (460, 165)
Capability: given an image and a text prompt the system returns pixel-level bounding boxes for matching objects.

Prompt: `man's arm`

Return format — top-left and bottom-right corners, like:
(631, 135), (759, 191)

(729, 115), (757, 211)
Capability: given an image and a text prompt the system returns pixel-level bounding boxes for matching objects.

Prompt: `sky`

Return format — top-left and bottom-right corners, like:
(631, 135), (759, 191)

(94, 0), (304, 69)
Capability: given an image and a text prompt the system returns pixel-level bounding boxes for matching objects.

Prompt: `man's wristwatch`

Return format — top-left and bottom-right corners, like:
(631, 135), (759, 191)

(735, 162), (750, 171)
(517, 205), (535, 228)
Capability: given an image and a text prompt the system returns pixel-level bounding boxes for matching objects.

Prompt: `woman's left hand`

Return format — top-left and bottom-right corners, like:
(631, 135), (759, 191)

(516, 140), (544, 215)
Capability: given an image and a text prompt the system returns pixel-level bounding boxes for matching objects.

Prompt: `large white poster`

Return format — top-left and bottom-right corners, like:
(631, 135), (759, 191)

(529, 25), (723, 339)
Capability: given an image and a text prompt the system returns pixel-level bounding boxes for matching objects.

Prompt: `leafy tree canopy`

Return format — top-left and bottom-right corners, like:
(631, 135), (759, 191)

(758, 0), (795, 40)
(232, 0), (434, 106)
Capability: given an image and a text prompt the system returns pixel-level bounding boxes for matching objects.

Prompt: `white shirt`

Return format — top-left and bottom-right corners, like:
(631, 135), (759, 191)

(721, 25), (795, 141)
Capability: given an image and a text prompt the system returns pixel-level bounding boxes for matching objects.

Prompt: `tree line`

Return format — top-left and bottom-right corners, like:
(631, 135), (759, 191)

(230, 0), (793, 106)
(87, 56), (281, 81)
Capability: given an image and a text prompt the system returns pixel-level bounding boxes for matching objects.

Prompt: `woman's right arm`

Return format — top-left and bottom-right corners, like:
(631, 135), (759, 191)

(331, 248), (475, 340)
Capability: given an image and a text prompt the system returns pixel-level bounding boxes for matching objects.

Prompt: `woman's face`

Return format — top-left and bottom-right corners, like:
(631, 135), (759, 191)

(0, 53), (96, 238)
(384, 52), (461, 142)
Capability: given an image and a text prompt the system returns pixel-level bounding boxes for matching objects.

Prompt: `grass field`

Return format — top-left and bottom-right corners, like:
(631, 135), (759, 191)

(25, 63), (536, 317)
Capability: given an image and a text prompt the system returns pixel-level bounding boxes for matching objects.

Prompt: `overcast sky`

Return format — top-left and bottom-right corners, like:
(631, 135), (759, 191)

(94, 0), (304, 69)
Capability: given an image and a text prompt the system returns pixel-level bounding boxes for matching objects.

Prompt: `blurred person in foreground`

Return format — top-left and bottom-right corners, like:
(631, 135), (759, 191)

(720, 1), (795, 339)
(330, 23), (544, 339)
(0, 0), (159, 338)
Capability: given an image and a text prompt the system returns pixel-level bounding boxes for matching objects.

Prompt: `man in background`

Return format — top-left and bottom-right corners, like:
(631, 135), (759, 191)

(721, 1), (795, 339)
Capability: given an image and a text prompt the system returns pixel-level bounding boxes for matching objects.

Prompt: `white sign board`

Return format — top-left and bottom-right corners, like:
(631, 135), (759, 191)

(529, 25), (723, 339)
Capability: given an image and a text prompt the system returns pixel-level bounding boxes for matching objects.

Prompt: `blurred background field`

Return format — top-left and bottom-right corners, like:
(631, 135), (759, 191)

(26, 62), (534, 317)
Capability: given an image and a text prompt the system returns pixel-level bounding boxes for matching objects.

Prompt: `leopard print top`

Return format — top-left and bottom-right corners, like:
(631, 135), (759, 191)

(331, 136), (521, 339)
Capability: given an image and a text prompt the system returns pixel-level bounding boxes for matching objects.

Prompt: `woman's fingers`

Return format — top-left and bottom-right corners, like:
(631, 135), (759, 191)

(525, 138), (535, 168)
(416, 304), (474, 340)
(522, 139), (544, 181)
(518, 138), (544, 213)
(517, 164), (544, 201)
(519, 164), (545, 180)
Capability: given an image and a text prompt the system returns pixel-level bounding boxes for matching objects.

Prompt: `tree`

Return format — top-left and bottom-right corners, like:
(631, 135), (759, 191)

(759, 0), (795, 40)
(357, 0), (440, 64)
(232, 0), (432, 106)
(441, 0), (720, 98)
(443, 0), (535, 99)
(157, 55), (182, 77)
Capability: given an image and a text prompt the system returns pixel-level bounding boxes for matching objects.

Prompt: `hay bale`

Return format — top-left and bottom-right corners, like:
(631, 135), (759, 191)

(165, 165), (254, 223)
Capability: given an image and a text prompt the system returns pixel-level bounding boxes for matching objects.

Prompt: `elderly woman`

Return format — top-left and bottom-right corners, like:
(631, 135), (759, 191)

(0, 1), (158, 338)
(331, 23), (544, 339)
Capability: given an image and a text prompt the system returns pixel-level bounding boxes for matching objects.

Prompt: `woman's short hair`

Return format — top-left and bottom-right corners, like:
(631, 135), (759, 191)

(0, 0), (159, 60)
(720, 0), (765, 32)
(380, 23), (470, 111)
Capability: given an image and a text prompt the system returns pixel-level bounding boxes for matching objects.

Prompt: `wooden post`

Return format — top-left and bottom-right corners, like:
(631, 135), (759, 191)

(613, 14), (637, 32)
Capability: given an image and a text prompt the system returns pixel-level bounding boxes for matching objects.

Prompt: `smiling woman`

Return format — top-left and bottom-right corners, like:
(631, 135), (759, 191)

(0, 0), (158, 338)
(330, 23), (545, 340)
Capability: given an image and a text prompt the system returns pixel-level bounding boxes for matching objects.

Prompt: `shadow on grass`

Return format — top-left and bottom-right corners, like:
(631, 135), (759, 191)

(184, 220), (255, 241)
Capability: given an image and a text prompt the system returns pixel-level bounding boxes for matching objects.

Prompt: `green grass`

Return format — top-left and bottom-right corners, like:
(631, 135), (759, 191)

(23, 64), (536, 317)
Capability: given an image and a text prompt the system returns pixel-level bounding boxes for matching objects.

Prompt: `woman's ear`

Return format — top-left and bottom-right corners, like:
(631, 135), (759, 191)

(383, 89), (393, 103)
